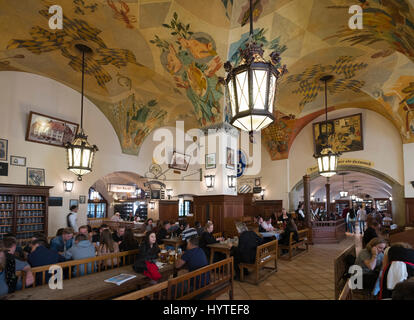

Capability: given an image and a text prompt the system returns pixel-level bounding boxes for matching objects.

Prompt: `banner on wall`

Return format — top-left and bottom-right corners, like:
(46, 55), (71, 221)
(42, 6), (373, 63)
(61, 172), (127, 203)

(306, 158), (375, 175)
(107, 184), (136, 193)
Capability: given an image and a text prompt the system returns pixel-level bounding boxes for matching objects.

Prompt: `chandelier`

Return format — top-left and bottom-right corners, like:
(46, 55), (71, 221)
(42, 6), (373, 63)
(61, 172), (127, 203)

(65, 44), (98, 181)
(313, 75), (341, 177)
(339, 173), (348, 198)
(224, 0), (287, 138)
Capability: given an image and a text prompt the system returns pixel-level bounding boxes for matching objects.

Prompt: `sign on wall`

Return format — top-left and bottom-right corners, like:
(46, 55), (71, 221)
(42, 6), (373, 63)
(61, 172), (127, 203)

(306, 158), (374, 175)
(107, 184), (136, 193)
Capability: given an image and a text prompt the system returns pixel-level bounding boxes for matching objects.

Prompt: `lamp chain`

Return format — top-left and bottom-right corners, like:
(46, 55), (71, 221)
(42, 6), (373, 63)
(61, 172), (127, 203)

(81, 49), (85, 130)
(249, 0), (253, 36)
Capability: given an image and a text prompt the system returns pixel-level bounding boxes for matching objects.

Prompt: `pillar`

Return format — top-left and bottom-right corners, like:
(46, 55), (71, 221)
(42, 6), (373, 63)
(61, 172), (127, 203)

(325, 177), (330, 214)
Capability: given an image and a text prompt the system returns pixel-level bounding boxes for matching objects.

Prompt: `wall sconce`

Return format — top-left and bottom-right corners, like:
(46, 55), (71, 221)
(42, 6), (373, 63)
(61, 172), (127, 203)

(260, 189), (265, 200)
(389, 196), (392, 201)
(255, 178), (261, 186)
(149, 201), (155, 210)
(205, 175), (215, 189)
(227, 175), (236, 189)
(166, 189), (173, 200)
(63, 181), (74, 192)
(310, 195), (315, 202)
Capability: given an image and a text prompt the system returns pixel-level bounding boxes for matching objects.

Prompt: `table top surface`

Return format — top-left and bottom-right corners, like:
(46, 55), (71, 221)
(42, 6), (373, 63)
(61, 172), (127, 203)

(207, 242), (233, 249)
(5, 264), (174, 300)
(162, 238), (184, 244)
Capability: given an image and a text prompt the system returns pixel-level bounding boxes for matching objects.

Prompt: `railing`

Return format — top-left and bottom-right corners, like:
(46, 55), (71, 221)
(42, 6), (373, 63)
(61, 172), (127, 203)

(21, 249), (139, 289)
(312, 219), (345, 228)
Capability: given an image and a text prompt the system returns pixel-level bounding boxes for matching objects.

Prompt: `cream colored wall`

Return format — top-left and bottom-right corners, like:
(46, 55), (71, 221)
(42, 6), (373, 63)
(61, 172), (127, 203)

(289, 108), (405, 190)
(0, 71), (149, 236)
(403, 143), (414, 198)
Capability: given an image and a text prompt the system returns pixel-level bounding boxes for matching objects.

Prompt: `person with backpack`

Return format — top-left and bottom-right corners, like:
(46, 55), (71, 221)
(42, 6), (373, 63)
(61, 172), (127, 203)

(67, 205), (78, 232)
(347, 206), (357, 234)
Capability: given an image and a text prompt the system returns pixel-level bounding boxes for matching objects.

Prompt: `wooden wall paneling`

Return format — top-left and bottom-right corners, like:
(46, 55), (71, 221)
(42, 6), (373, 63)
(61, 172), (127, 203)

(158, 200), (178, 222)
(405, 198), (414, 226)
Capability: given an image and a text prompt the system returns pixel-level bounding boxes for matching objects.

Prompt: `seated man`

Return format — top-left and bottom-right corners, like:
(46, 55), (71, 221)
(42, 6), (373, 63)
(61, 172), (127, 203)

(64, 234), (96, 276)
(261, 217), (275, 232)
(174, 237), (209, 297)
(156, 221), (171, 245)
(112, 227), (125, 245)
(28, 238), (65, 285)
(0, 239), (34, 296)
(111, 212), (123, 222)
(50, 228), (74, 255)
(232, 225), (263, 280)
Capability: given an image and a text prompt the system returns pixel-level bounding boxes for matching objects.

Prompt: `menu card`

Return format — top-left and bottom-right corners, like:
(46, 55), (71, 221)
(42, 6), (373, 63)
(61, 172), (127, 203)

(104, 274), (136, 286)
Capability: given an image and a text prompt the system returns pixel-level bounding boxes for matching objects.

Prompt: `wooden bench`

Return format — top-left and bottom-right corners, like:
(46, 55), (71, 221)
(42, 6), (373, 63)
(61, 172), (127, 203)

(167, 257), (234, 300)
(239, 240), (278, 284)
(334, 244), (356, 299)
(20, 249), (139, 289)
(338, 278), (353, 300)
(278, 228), (309, 260)
(113, 280), (169, 300)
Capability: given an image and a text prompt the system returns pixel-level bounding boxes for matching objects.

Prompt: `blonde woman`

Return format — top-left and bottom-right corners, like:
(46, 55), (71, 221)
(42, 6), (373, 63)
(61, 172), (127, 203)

(98, 229), (119, 268)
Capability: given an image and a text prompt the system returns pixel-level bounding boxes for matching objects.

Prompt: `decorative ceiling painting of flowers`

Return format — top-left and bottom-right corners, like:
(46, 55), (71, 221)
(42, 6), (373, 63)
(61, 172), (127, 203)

(150, 12), (223, 127)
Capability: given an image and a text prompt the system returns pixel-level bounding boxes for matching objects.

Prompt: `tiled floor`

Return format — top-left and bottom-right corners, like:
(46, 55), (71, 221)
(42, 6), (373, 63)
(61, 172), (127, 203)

(217, 232), (363, 300)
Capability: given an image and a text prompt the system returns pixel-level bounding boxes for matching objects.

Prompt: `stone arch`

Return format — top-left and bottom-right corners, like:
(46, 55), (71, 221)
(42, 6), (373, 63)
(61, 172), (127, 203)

(289, 165), (405, 226)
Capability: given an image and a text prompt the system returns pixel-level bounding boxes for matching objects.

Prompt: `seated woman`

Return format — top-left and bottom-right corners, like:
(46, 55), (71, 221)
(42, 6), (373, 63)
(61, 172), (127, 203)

(354, 237), (387, 291)
(261, 217), (275, 232)
(97, 229), (119, 269)
(133, 232), (161, 283)
(199, 222), (224, 263)
(144, 218), (154, 232)
(378, 242), (414, 299)
(279, 218), (299, 248)
(363, 220), (380, 248)
(119, 228), (140, 252)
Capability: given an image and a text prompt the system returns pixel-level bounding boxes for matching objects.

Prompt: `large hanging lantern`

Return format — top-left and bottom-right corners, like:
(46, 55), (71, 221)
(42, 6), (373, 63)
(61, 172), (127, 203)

(65, 44), (98, 181)
(314, 75), (340, 177)
(224, 0), (287, 137)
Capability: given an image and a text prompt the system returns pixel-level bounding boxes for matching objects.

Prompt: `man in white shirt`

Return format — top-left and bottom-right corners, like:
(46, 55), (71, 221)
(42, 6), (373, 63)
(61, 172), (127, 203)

(357, 206), (367, 234)
(261, 217), (275, 232)
(67, 205), (78, 232)
(111, 212), (122, 222)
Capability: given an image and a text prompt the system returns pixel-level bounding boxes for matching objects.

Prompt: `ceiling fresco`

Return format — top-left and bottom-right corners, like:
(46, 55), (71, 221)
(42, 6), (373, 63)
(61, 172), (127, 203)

(1, 0), (414, 161)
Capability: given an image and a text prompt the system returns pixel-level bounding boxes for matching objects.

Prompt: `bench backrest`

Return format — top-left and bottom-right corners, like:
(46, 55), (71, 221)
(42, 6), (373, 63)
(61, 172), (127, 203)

(167, 257), (233, 300)
(114, 280), (169, 300)
(338, 279), (352, 300)
(334, 244), (356, 300)
(288, 228), (309, 244)
(22, 249), (139, 289)
(255, 240), (278, 267)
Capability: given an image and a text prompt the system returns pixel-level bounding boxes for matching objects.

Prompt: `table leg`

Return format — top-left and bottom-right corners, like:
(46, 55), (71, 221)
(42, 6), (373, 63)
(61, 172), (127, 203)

(209, 249), (214, 265)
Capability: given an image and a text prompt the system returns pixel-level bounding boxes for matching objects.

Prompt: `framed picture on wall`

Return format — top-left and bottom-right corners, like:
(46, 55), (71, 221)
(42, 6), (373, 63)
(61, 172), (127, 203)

(79, 195), (86, 204)
(205, 153), (216, 169)
(313, 113), (363, 155)
(27, 167), (45, 186)
(25, 111), (79, 148)
(169, 151), (191, 171)
(226, 147), (235, 169)
(10, 155), (26, 167)
(70, 199), (79, 209)
(0, 139), (8, 162)
(0, 162), (8, 176)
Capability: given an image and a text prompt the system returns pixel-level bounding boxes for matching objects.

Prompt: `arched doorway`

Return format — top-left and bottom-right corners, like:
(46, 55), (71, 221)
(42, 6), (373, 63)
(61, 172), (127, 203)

(289, 166), (405, 226)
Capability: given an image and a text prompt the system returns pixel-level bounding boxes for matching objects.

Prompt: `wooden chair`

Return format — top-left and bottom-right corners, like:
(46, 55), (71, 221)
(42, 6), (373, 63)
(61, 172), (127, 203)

(167, 257), (234, 300)
(334, 244), (356, 299)
(114, 281), (169, 300)
(278, 228), (309, 260)
(239, 239), (278, 285)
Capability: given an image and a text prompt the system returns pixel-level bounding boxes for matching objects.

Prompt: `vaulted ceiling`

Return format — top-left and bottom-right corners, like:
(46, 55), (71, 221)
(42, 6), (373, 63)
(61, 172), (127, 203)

(1, 0), (414, 160)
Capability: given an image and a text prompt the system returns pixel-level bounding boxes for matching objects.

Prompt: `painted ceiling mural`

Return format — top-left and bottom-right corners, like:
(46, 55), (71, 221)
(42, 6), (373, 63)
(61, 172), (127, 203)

(1, 0), (414, 160)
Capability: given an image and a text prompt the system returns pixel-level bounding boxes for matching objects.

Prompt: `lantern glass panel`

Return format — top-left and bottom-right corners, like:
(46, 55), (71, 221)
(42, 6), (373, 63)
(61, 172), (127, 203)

(82, 149), (91, 167)
(252, 69), (267, 110)
(236, 71), (249, 112)
(268, 74), (276, 113)
(228, 79), (236, 117)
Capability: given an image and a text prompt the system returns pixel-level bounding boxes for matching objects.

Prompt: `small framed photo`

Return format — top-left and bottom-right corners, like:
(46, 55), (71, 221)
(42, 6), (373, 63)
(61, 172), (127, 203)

(169, 151), (191, 171)
(27, 167), (45, 186)
(10, 156), (26, 167)
(0, 162), (8, 176)
(70, 199), (79, 209)
(0, 139), (8, 162)
(226, 147), (235, 169)
(205, 153), (216, 169)
(79, 195), (86, 204)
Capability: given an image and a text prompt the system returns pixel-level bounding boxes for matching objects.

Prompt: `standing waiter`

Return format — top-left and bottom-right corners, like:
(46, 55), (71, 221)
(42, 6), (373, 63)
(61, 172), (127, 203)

(67, 205), (79, 232)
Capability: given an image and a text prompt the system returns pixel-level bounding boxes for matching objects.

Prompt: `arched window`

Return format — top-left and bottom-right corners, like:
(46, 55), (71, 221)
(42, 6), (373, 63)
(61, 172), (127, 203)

(87, 188), (107, 219)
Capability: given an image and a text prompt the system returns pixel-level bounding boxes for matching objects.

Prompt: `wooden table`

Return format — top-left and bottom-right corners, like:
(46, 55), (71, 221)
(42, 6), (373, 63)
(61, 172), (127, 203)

(4, 264), (175, 300)
(162, 238), (185, 251)
(207, 242), (233, 264)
